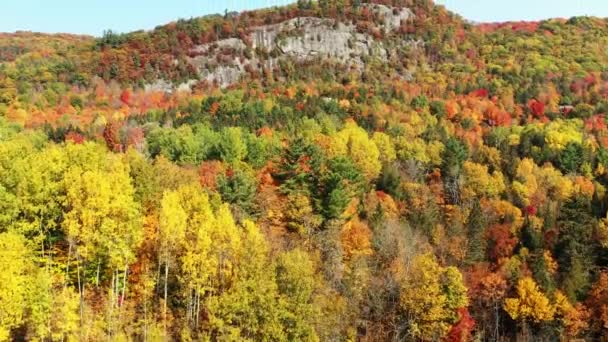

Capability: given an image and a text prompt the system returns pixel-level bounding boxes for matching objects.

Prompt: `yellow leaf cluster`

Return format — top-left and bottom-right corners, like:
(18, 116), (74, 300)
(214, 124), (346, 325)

(504, 277), (554, 323)
(330, 121), (382, 180)
(461, 161), (506, 200)
(512, 158), (573, 206)
(371, 131), (396, 164)
(400, 253), (468, 340)
(340, 219), (373, 260)
(544, 119), (583, 151)
(484, 199), (524, 231)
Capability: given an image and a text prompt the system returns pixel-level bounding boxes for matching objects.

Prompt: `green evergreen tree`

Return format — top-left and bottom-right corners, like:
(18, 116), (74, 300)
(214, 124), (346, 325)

(465, 199), (487, 265)
(217, 165), (258, 216)
(555, 196), (597, 301)
(558, 142), (584, 174)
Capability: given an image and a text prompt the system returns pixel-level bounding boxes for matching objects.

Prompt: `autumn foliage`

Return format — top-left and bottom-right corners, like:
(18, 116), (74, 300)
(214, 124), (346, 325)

(1, 0), (608, 340)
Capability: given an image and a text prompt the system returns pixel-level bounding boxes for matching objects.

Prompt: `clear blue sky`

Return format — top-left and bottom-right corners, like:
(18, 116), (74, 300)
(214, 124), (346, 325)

(436, 0), (608, 23)
(2, 0), (293, 36)
(3, 0), (608, 36)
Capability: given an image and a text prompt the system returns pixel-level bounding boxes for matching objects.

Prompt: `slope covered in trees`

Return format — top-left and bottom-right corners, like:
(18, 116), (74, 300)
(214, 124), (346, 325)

(2, 0), (608, 340)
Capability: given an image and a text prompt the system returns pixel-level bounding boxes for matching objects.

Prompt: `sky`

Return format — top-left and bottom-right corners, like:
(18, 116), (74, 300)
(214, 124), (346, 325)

(2, 0), (294, 36)
(2, 0), (608, 36)
(435, 0), (608, 23)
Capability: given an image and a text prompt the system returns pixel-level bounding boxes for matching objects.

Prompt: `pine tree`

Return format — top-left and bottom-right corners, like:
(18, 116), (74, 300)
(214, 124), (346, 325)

(441, 137), (468, 204)
(465, 199), (487, 265)
(555, 196), (597, 301)
(276, 137), (318, 195)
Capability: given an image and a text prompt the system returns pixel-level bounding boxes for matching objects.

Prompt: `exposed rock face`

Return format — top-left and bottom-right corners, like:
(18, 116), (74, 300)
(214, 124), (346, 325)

(366, 4), (413, 31)
(253, 17), (387, 63)
(184, 4), (417, 88)
(144, 79), (174, 93)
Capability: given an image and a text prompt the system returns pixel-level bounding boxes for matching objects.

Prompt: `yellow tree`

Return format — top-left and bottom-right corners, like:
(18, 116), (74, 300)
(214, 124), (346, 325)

(0, 232), (31, 340)
(400, 253), (468, 340)
(284, 192), (322, 235)
(504, 277), (555, 338)
(553, 290), (589, 338)
(63, 160), (142, 270)
(10, 145), (68, 242)
(275, 249), (319, 341)
(161, 183), (244, 332)
(180, 186), (236, 328)
(158, 189), (188, 329)
(512, 158), (573, 207)
(26, 268), (80, 341)
(372, 131), (396, 164)
(461, 161), (506, 201)
(0, 132), (50, 237)
(330, 120), (382, 181)
(205, 220), (286, 340)
(62, 148), (142, 325)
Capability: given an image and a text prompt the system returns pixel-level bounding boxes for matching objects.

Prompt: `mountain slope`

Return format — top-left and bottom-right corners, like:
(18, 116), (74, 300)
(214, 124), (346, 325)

(2, 1), (608, 341)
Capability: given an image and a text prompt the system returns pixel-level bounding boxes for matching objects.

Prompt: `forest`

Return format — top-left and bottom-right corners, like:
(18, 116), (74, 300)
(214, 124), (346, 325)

(2, 0), (608, 340)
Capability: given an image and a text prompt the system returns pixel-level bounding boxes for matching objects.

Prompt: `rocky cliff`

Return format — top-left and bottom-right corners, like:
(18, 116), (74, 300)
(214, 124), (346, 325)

(186, 4), (417, 88)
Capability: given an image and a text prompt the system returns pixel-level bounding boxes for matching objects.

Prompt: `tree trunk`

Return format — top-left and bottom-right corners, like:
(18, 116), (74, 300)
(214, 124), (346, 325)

(156, 252), (162, 296)
(109, 270), (115, 337)
(144, 289), (148, 342)
(188, 290), (193, 324)
(82, 261), (86, 300)
(76, 257), (84, 327)
(164, 256), (169, 335)
(195, 288), (201, 329)
(494, 301), (500, 341)
(115, 269), (119, 307)
(521, 320), (529, 342)
(121, 264), (128, 307)
(96, 263), (100, 287)
(65, 243), (72, 288)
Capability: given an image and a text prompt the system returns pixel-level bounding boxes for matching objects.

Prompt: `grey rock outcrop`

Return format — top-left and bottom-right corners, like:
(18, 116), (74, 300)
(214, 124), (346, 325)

(252, 17), (386, 65)
(158, 4), (418, 89)
(363, 4), (413, 31)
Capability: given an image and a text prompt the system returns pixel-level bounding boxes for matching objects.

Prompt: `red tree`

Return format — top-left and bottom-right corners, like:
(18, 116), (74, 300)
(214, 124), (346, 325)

(487, 223), (517, 260)
(470, 88), (489, 98)
(126, 127), (145, 151)
(120, 89), (132, 106)
(447, 308), (476, 342)
(103, 121), (123, 152)
(65, 131), (85, 144)
(528, 99), (545, 117)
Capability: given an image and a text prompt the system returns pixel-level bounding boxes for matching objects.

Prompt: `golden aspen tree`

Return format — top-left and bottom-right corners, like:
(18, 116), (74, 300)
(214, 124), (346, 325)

(206, 220), (286, 340)
(158, 189), (188, 330)
(0, 232), (31, 340)
(504, 277), (555, 333)
(62, 148), (142, 328)
(400, 253), (468, 340)
(372, 131), (396, 164)
(275, 249), (319, 341)
(461, 161), (506, 200)
(331, 120), (382, 180)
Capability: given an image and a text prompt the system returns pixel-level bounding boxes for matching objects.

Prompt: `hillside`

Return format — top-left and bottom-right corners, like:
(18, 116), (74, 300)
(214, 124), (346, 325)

(2, 0), (608, 341)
